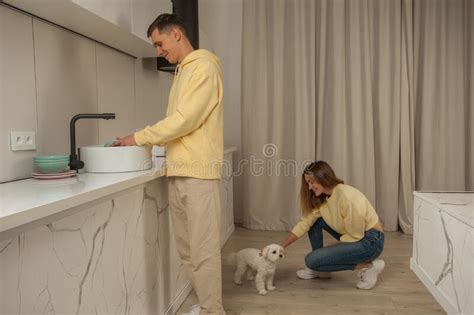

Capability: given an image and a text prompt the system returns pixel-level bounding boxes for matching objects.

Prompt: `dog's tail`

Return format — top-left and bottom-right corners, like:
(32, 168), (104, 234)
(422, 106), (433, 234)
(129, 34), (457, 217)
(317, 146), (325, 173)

(227, 252), (237, 266)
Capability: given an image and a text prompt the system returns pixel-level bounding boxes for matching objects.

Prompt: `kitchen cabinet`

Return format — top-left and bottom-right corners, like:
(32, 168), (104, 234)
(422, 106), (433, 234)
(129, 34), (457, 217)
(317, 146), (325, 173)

(72, 0), (172, 42)
(220, 147), (237, 246)
(2, 0), (172, 57)
(0, 149), (237, 314)
(411, 191), (473, 315)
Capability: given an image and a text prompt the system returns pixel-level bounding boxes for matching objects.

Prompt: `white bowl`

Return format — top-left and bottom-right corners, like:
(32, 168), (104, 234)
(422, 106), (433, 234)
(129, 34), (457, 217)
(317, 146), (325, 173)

(80, 145), (152, 173)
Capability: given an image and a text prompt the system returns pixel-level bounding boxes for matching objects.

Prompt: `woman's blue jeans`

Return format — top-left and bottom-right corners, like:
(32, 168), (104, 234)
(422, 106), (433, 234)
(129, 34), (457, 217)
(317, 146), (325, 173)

(305, 218), (384, 272)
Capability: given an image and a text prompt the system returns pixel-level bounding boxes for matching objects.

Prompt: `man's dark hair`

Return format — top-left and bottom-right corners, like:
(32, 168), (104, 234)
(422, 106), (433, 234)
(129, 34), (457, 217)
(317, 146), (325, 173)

(147, 13), (188, 38)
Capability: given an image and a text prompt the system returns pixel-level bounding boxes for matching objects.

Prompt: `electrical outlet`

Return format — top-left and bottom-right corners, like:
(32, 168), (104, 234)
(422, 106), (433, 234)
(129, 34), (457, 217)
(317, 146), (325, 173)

(10, 131), (36, 151)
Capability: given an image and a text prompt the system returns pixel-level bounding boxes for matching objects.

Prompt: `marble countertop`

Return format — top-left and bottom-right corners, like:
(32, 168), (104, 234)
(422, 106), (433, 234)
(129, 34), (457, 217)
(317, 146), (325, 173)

(0, 166), (165, 234)
(0, 147), (238, 235)
(413, 191), (473, 227)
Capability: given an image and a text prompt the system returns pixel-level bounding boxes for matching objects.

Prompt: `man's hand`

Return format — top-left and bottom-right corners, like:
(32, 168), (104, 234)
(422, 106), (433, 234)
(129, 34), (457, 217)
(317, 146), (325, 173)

(113, 134), (137, 146)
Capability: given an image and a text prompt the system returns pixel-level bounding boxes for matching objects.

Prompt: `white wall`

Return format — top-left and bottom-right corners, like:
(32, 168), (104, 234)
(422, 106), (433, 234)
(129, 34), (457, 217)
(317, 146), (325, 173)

(199, 0), (243, 221)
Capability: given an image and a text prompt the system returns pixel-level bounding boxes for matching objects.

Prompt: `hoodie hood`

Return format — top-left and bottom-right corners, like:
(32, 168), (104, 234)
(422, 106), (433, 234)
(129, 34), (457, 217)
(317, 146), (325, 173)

(177, 49), (221, 72)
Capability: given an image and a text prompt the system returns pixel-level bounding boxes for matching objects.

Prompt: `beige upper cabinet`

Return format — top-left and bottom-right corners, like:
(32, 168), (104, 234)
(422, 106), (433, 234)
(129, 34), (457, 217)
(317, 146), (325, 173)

(71, 0), (173, 41)
(131, 0), (172, 42)
(2, 0), (172, 57)
(72, 0), (133, 31)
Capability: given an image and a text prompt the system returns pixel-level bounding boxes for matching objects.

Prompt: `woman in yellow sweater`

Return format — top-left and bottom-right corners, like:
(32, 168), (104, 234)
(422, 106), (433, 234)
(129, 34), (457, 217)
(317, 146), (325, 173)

(281, 161), (385, 290)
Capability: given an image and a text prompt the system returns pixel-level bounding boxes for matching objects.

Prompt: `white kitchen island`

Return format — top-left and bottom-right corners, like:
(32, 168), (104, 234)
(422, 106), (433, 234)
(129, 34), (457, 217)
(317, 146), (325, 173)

(0, 148), (236, 315)
(411, 191), (473, 315)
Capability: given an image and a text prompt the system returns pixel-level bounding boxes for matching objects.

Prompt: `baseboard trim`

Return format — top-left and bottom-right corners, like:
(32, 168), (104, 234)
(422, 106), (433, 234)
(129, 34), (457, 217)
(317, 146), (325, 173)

(410, 258), (460, 315)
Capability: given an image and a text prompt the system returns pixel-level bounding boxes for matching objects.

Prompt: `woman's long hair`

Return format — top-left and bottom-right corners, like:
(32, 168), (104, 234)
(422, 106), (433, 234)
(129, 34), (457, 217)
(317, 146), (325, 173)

(300, 161), (344, 216)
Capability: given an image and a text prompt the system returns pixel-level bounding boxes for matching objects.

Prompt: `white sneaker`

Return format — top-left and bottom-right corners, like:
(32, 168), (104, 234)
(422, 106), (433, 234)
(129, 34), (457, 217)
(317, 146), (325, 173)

(296, 267), (332, 280)
(181, 304), (200, 315)
(357, 259), (385, 289)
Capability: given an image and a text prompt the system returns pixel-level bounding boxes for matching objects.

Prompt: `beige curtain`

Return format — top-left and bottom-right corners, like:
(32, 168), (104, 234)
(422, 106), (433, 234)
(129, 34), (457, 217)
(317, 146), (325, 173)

(314, 0), (413, 232)
(399, 0), (417, 233)
(240, 0), (472, 233)
(413, 0), (473, 191)
(241, 0), (316, 230)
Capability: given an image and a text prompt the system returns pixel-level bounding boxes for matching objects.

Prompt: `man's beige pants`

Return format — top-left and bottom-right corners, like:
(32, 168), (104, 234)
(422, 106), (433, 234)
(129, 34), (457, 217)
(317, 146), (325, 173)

(168, 177), (225, 315)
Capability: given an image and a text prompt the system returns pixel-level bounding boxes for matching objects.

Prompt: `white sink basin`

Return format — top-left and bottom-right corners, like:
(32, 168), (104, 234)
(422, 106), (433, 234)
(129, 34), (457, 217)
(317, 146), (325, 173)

(80, 145), (152, 173)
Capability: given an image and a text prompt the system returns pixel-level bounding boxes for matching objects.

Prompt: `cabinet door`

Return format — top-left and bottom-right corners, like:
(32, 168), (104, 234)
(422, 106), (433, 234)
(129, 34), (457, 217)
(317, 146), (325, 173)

(219, 152), (235, 246)
(0, 6), (37, 182)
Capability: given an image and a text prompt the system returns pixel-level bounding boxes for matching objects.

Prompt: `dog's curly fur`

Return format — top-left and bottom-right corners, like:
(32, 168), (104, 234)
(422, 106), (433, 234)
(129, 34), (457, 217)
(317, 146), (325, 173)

(228, 244), (285, 295)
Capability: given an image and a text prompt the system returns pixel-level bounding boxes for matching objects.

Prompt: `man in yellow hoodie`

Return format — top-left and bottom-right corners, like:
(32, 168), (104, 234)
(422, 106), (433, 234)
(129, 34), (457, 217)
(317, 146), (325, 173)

(114, 13), (224, 315)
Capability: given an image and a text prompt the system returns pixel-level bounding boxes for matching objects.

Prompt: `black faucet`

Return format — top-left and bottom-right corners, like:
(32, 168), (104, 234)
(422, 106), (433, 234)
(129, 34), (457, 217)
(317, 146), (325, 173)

(69, 113), (116, 171)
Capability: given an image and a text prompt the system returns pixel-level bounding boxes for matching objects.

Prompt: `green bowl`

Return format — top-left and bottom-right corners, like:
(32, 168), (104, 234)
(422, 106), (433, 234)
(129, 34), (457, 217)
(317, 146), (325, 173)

(34, 159), (70, 173)
(33, 154), (69, 161)
(33, 158), (69, 164)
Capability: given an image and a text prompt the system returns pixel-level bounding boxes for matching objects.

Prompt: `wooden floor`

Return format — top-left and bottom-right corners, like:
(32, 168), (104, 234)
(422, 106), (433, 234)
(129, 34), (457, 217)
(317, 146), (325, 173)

(177, 226), (445, 315)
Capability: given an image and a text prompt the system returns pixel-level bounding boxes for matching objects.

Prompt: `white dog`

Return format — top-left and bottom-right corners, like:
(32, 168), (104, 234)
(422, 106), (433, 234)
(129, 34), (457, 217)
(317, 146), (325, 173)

(228, 244), (285, 295)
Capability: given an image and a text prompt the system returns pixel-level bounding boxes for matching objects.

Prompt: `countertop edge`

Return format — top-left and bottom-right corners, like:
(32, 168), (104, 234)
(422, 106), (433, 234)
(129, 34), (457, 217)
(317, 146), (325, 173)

(413, 191), (473, 228)
(0, 168), (165, 234)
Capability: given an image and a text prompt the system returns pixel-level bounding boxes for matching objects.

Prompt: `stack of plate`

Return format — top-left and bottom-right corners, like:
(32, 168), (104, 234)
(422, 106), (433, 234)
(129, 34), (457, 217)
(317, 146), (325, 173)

(32, 155), (76, 179)
(32, 170), (77, 180)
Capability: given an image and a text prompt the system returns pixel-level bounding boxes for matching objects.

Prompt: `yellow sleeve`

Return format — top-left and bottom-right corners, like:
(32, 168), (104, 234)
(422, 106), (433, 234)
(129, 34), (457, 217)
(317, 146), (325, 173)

(134, 70), (219, 146)
(291, 208), (322, 238)
(339, 198), (365, 242)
